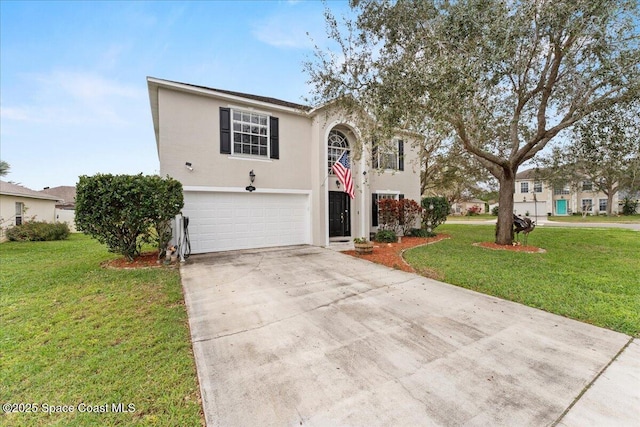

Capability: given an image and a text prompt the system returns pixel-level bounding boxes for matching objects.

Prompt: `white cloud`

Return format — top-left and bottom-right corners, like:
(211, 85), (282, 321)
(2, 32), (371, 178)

(251, 7), (327, 49)
(3, 70), (144, 127)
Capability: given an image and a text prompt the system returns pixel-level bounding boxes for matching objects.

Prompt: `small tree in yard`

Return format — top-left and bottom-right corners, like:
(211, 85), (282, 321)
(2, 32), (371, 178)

(422, 197), (449, 236)
(306, 0), (640, 245)
(75, 174), (183, 261)
(398, 199), (422, 236)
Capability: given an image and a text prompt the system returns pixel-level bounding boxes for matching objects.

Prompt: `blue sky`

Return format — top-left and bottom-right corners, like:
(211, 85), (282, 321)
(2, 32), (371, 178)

(1, 0), (350, 190)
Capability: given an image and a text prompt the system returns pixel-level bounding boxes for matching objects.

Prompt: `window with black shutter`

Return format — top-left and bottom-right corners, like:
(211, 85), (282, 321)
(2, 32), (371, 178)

(220, 107), (279, 159)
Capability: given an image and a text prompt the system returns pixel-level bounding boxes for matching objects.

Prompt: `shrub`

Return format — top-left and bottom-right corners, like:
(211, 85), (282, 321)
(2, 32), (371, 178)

(75, 174), (183, 260)
(491, 206), (499, 216)
(622, 197), (638, 215)
(378, 198), (400, 232)
(6, 221), (70, 242)
(374, 229), (397, 243)
(422, 197), (449, 232)
(398, 199), (423, 235)
(466, 205), (483, 216)
(409, 228), (435, 238)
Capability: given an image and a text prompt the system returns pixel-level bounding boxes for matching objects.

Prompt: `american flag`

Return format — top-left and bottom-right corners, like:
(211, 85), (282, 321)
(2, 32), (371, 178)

(332, 151), (355, 199)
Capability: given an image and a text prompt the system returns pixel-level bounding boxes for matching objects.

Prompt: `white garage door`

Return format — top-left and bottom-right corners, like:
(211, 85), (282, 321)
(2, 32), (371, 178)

(182, 191), (311, 253)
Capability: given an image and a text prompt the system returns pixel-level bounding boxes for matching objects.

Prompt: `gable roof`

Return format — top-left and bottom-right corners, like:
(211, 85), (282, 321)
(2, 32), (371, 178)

(0, 180), (60, 201)
(39, 186), (76, 205)
(515, 168), (542, 180)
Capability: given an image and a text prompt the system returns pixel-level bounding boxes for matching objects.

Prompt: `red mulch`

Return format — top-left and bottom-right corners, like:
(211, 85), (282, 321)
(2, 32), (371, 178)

(102, 251), (179, 269)
(342, 235), (450, 273)
(342, 235), (546, 275)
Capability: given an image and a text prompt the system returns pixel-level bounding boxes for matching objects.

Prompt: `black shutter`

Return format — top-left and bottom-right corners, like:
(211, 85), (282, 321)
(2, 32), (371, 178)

(270, 116), (279, 159)
(220, 107), (231, 154)
(399, 194), (404, 199)
(372, 194), (379, 227)
(372, 141), (379, 169)
(398, 139), (404, 171)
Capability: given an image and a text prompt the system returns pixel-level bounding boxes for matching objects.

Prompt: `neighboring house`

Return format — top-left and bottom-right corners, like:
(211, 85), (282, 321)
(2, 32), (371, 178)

(40, 186), (77, 232)
(147, 77), (421, 254)
(450, 199), (486, 215)
(514, 168), (619, 218)
(0, 180), (60, 240)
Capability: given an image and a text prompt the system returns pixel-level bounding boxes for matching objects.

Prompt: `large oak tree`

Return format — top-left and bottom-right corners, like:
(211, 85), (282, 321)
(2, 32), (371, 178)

(305, 0), (640, 244)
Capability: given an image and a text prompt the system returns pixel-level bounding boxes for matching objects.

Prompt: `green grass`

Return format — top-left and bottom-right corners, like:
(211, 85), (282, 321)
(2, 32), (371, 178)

(548, 214), (640, 223)
(404, 224), (640, 337)
(447, 214), (495, 221)
(0, 235), (203, 426)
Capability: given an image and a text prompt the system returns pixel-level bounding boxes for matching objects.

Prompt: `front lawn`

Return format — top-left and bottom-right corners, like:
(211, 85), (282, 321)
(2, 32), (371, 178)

(0, 235), (203, 426)
(404, 224), (640, 337)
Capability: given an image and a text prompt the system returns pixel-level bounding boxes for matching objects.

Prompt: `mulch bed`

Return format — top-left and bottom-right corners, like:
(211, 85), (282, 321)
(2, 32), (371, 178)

(342, 235), (546, 275)
(342, 235), (450, 274)
(102, 251), (179, 269)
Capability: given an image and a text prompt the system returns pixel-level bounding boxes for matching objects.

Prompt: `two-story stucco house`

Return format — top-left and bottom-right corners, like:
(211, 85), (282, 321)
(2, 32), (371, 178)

(514, 168), (619, 218)
(147, 77), (421, 254)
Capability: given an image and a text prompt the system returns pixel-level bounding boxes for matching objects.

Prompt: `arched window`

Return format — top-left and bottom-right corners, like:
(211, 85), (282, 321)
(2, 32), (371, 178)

(328, 130), (349, 175)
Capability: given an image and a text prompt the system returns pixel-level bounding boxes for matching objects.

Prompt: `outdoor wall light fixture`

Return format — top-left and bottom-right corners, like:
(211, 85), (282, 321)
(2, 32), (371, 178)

(185, 162), (193, 171)
(336, 180), (341, 188)
(246, 170), (256, 192)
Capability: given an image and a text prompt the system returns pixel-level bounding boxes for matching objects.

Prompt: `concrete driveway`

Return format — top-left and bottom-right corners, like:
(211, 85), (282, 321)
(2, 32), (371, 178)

(180, 245), (633, 426)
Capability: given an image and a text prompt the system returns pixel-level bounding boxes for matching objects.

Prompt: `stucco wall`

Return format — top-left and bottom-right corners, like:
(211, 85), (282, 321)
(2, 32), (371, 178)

(157, 88), (312, 191)
(0, 195), (57, 240)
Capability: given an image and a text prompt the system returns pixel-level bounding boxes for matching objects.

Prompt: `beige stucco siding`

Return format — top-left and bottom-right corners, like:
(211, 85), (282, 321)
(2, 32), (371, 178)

(157, 87), (312, 191)
(0, 195), (57, 238)
(369, 138), (422, 203)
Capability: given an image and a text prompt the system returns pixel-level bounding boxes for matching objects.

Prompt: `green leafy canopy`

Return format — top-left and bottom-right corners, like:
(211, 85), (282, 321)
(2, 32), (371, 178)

(75, 174), (184, 260)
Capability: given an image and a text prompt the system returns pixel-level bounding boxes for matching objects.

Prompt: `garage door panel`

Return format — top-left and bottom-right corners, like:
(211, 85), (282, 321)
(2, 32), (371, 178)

(183, 192), (310, 253)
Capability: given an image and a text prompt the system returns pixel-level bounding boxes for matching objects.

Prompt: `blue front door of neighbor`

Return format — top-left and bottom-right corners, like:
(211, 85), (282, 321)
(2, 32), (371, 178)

(556, 199), (567, 215)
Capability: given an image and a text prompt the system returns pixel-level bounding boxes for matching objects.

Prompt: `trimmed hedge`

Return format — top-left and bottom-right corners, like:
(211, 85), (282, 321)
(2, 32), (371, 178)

(75, 174), (183, 260)
(6, 221), (70, 241)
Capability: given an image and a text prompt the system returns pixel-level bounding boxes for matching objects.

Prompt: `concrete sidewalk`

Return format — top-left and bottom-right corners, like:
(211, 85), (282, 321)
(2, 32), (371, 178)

(557, 339), (639, 426)
(181, 246), (636, 426)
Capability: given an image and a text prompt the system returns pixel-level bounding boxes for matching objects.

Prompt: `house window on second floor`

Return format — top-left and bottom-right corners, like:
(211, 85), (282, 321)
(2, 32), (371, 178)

(599, 199), (607, 212)
(554, 184), (570, 195)
(582, 181), (593, 191)
(372, 139), (404, 171)
(581, 199), (593, 212)
(220, 107), (279, 159)
(534, 181), (543, 193)
(520, 182), (529, 194)
(232, 110), (269, 157)
(328, 130), (350, 175)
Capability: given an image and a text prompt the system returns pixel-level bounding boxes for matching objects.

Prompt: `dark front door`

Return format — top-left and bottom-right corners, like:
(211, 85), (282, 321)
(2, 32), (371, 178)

(329, 191), (350, 237)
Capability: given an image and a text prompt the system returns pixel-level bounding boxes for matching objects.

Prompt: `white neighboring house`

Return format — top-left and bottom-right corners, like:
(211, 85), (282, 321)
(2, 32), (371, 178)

(0, 180), (61, 241)
(147, 77), (422, 254)
(39, 186), (77, 232)
(514, 168), (619, 219)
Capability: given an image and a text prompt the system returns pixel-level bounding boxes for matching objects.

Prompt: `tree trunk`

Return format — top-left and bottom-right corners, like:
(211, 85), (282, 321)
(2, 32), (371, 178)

(495, 172), (516, 245)
(607, 192), (614, 215)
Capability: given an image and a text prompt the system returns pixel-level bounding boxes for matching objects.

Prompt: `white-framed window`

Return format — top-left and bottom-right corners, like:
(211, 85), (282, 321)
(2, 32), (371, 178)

(328, 130), (349, 175)
(581, 199), (593, 212)
(520, 182), (529, 194)
(534, 181), (543, 193)
(582, 181), (593, 191)
(15, 202), (24, 225)
(373, 139), (404, 171)
(232, 110), (269, 157)
(599, 199), (607, 212)
(372, 192), (401, 227)
(554, 184), (570, 195)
